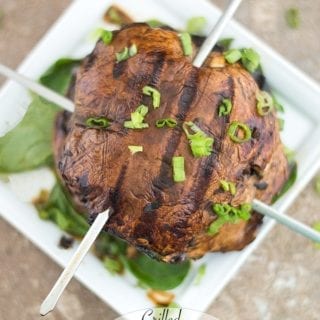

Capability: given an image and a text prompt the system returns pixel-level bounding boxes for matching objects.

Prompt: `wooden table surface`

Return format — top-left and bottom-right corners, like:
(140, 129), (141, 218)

(0, 1), (319, 319)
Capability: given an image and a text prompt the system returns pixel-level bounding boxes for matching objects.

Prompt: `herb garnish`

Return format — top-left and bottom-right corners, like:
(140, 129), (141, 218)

(143, 86), (161, 109)
(256, 91), (274, 116)
(224, 48), (260, 73)
(224, 49), (242, 64)
(156, 118), (177, 128)
(172, 156), (186, 182)
(220, 180), (237, 195)
(124, 105), (149, 129)
(218, 98), (233, 117)
(128, 145), (143, 154)
(85, 117), (110, 128)
(183, 122), (214, 157)
(208, 203), (252, 235)
(116, 44), (137, 62)
(179, 32), (193, 56)
(100, 29), (113, 45)
(186, 17), (207, 35)
(227, 121), (252, 143)
(241, 48), (260, 73)
(286, 8), (300, 29)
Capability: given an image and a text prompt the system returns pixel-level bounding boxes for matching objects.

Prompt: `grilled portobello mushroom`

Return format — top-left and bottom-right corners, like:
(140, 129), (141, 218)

(54, 23), (289, 263)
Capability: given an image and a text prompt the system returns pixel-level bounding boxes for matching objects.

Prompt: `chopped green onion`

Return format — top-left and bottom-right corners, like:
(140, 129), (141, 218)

(315, 176), (320, 195)
(220, 180), (237, 195)
(218, 98), (233, 117)
(128, 145), (143, 154)
(194, 264), (206, 285)
(172, 156), (186, 182)
(224, 49), (242, 64)
(186, 17), (207, 35)
(224, 48), (260, 73)
(256, 91), (274, 116)
(116, 47), (129, 62)
(85, 117), (110, 128)
(179, 32), (193, 56)
(183, 121), (214, 157)
(143, 86), (161, 109)
(129, 44), (138, 57)
(227, 121), (252, 143)
(286, 8), (300, 29)
(103, 257), (123, 275)
(241, 48), (260, 73)
(156, 118), (177, 128)
(124, 105), (149, 129)
(208, 203), (252, 235)
(100, 30), (113, 44)
(146, 19), (164, 28)
(217, 38), (234, 51)
(116, 44), (137, 62)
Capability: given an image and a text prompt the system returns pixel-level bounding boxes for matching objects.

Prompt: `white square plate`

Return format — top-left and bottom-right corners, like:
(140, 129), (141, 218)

(1, 0), (320, 315)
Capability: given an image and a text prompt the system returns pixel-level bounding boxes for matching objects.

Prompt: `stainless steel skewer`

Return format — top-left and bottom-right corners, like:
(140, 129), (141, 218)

(40, 209), (111, 316)
(0, 63), (74, 112)
(0, 0), (319, 316)
(193, 0), (243, 67)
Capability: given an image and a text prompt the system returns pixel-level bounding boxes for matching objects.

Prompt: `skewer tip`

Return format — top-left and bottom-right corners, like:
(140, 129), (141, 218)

(40, 298), (54, 316)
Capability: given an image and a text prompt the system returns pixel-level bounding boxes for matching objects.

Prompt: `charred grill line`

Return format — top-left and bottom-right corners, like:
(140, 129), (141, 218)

(113, 60), (128, 79)
(152, 67), (200, 199)
(186, 75), (236, 214)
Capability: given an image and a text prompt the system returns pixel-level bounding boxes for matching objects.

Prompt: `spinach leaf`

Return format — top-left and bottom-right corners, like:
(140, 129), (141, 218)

(0, 96), (60, 173)
(126, 254), (191, 290)
(36, 183), (89, 237)
(39, 58), (81, 95)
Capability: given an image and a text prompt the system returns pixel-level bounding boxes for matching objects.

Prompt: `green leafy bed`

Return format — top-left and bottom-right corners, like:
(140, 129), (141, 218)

(0, 25), (300, 296)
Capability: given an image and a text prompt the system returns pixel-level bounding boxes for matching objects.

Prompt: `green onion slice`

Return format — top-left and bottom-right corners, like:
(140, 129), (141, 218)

(240, 48), (260, 73)
(172, 156), (186, 182)
(186, 16), (207, 35)
(227, 121), (252, 143)
(286, 8), (300, 29)
(179, 32), (193, 56)
(85, 117), (110, 128)
(256, 91), (274, 116)
(156, 118), (177, 128)
(129, 44), (138, 57)
(128, 145), (143, 154)
(116, 44), (137, 62)
(143, 86), (161, 109)
(220, 180), (237, 195)
(218, 98), (233, 117)
(100, 30), (113, 45)
(224, 49), (242, 64)
(208, 203), (252, 235)
(183, 121), (214, 157)
(124, 105), (149, 129)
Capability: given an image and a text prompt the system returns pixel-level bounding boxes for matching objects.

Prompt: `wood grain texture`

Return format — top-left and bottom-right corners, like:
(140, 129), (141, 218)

(0, 0), (319, 319)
